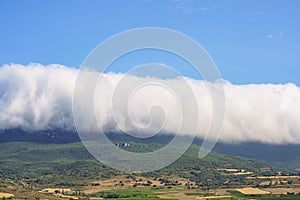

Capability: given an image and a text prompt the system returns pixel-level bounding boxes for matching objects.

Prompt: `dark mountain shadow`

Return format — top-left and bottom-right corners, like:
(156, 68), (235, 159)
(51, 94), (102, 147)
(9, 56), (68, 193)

(0, 129), (81, 144)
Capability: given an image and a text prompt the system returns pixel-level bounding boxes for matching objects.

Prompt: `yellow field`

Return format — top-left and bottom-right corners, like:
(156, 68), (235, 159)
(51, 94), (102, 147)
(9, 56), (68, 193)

(158, 191), (200, 200)
(232, 172), (253, 175)
(264, 187), (300, 195)
(247, 175), (300, 179)
(197, 196), (232, 199)
(39, 188), (72, 194)
(236, 187), (270, 195)
(0, 192), (15, 198)
(217, 168), (240, 172)
(259, 181), (271, 186)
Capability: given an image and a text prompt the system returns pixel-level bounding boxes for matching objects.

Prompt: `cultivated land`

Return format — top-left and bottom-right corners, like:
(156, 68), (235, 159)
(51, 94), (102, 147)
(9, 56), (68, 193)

(0, 139), (300, 199)
(236, 187), (270, 195)
(0, 192), (14, 198)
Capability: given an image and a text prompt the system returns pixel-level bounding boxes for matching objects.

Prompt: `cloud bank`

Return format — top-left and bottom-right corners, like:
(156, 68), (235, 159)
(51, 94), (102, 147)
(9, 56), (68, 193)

(0, 63), (300, 144)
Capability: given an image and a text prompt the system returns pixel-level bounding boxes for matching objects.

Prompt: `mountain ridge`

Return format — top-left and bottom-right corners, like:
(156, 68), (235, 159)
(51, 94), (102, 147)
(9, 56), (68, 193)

(1, 129), (299, 172)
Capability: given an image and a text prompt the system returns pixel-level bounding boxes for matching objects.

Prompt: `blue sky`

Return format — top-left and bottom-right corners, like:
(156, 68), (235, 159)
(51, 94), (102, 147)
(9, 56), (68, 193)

(0, 0), (299, 84)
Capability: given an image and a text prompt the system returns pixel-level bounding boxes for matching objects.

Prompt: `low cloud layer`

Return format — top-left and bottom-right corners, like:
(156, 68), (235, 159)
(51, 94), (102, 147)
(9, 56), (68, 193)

(0, 63), (300, 144)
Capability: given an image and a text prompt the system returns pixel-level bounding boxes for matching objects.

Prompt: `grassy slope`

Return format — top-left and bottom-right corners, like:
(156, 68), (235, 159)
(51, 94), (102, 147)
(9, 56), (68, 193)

(0, 141), (274, 188)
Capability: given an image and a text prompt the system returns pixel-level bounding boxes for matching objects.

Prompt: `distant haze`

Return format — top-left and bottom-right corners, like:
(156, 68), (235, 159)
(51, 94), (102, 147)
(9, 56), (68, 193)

(0, 63), (299, 144)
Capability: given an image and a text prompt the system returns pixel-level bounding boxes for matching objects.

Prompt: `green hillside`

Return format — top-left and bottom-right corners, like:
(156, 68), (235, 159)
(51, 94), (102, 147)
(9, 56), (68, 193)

(0, 141), (276, 189)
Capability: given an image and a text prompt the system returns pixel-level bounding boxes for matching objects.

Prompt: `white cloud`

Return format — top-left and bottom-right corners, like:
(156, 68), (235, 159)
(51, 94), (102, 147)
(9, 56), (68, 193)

(265, 34), (273, 39)
(171, 0), (208, 14)
(279, 30), (284, 38)
(244, 10), (270, 22)
(1, 63), (300, 144)
(265, 31), (285, 40)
